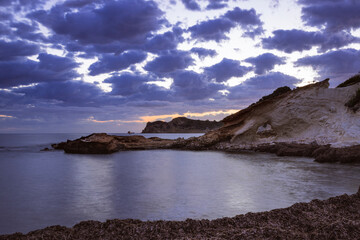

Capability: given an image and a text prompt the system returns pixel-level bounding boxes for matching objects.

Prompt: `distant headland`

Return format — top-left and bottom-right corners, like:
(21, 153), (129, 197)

(141, 117), (223, 133)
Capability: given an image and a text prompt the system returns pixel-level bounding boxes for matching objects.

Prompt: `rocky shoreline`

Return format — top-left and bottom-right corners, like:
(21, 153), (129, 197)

(2, 187), (360, 239)
(51, 133), (360, 163)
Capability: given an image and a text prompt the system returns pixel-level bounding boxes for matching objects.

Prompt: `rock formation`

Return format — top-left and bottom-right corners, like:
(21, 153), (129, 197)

(141, 117), (223, 133)
(52, 133), (174, 154)
(3, 187), (360, 239)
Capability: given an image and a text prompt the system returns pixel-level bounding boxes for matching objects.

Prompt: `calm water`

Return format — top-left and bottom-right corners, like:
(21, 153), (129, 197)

(0, 134), (359, 235)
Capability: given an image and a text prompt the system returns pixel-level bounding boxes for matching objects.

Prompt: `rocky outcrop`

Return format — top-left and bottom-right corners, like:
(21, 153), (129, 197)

(253, 143), (360, 163)
(3, 187), (360, 239)
(52, 133), (175, 154)
(220, 79), (360, 148)
(141, 117), (223, 133)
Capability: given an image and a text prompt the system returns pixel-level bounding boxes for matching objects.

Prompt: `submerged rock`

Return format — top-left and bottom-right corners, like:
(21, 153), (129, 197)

(3, 187), (360, 239)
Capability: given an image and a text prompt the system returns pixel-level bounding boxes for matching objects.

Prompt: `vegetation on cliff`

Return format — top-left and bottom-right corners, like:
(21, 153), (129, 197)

(337, 74), (360, 88)
(345, 88), (360, 112)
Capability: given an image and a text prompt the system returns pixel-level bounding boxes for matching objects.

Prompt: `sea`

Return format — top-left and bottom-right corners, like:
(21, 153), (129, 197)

(0, 133), (359, 235)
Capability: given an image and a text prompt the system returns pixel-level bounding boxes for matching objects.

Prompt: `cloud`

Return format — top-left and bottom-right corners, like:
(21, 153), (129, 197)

(0, 40), (40, 61)
(190, 47), (218, 59)
(181, 0), (201, 11)
(89, 50), (147, 76)
(228, 72), (300, 100)
(295, 48), (360, 80)
(10, 21), (47, 42)
(144, 27), (184, 53)
(204, 58), (251, 82)
(206, 0), (229, 10)
(245, 53), (286, 75)
(262, 29), (359, 53)
(188, 18), (235, 42)
(144, 50), (194, 75)
(0, 0), (46, 9)
(171, 70), (224, 100)
(188, 7), (263, 42)
(15, 80), (109, 106)
(0, 53), (79, 88)
(30, 0), (166, 44)
(104, 72), (170, 101)
(62, 0), (103, 8)
(300, 0), (360, 32)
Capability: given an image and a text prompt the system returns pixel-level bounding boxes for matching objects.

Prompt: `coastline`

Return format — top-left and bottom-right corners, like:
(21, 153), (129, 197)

(51, 133), (360, 163)
(3, 187), (360, 239)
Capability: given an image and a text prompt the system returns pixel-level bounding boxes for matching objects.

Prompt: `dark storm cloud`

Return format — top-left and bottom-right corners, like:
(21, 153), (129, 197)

(0, 23), (11, 36)
(189, 18), (235, 42)
(63, 26), (184, 58)
(30, 0), (166, 44)
(0, 53), (79, 88)
(204, 58), (251, 82)
(0, 0), (45, 8)
(262, 29), (359, 53)
(89, 51), (147, 76)
(0, 0), (11, 6)
(10, 21), (48, 42)
(181, 0), (201, 11)
(245, 53), (286, 75)
(104, 72), (170, 101)
(224, 7), (262, 26)
(172, 70), (224, 100)
(15, 80), (109, 106)
(228, 72), (300, 100)
(295, 48), (360, 79)
(0, 11), (13, 20)
(0, 40), (40, 61)
(300, 0), (360, 32)
(144, 27), (184, 53)
(206, 0), (229, 10)
(144, 50), (194, 75)
(190, 47), (218, 59)
(188, 7), (263, 42)
(63, 0), (103, 8)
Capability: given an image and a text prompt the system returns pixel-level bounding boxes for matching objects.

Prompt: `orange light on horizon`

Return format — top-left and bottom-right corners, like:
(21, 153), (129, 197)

(86, 109), (239, 124)
(0, 114), (15, 118)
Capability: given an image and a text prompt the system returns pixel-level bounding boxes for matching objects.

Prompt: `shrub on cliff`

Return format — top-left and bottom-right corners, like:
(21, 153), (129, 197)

(337, 74), (360, 88)
(345, 88), (360, 112)
(258, 86), (292, 103)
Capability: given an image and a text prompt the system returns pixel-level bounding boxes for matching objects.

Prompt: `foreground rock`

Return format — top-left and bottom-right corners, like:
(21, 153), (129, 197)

(52, 133), (175, 154)
(142, 117), (223, 133)
(3, 187), (360, 239)
(253, 143), (360, 163)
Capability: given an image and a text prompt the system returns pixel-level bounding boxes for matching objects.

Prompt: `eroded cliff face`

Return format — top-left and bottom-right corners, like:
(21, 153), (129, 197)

(142, 117), (223, 133)
(210, 79), (360, 148)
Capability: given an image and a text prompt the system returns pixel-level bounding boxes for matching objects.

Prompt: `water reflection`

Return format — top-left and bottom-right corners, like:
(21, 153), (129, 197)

(69, 154), (116, 220)
(0, 149), (359, 234)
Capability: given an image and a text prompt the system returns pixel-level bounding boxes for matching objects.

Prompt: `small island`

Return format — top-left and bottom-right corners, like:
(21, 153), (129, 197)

(141, 117), (223, 133)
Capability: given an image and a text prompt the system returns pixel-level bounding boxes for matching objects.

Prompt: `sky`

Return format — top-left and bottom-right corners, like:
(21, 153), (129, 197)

(0, 0), (360, 133)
